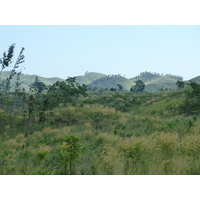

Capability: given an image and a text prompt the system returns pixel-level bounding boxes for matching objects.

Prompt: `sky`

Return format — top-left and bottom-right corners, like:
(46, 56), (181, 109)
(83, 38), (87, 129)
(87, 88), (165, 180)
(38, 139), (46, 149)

(0, 25), (200, 81)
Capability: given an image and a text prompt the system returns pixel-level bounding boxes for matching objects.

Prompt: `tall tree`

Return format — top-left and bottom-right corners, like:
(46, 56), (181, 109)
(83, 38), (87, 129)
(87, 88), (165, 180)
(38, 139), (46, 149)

(0, 44), (25, 111)
(31, 76), (47, 94)
(48, 77), (87, 106)
(0, 44), (15, 75)
(130, 80), (145, 92)
(180, 81), (200, 115)
(65, 135), (80, 174)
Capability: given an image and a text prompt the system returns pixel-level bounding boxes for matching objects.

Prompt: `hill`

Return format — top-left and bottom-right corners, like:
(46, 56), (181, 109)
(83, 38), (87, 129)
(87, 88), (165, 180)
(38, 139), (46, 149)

(187, 75), (200, 84)
(75, 72), (107, 85)
(1, 71), (199, 92)
(86, 72), (182, 92)
(0, 71), (64, 91)
(0, 71), (108, 92)
(88, 75), (134, 91)
(130, 71), (161, 83)
(130, 72), (181, 92)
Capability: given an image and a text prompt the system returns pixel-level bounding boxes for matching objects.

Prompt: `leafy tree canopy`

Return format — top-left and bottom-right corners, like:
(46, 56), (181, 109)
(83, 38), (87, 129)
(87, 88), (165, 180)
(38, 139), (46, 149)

(130, 80), (145, 92)
(176, 80), (185, 89)
(180, 81), (200, 115)
(30, 76), (47, 94)
(117, 84), (124, 92)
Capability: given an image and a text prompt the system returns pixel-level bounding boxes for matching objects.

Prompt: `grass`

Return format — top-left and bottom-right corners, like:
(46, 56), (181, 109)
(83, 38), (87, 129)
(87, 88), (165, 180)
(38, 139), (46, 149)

(0, 89), (200, 175)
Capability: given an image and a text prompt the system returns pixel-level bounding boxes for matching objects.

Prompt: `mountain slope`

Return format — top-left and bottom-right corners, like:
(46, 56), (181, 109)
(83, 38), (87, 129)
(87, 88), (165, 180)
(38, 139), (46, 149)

(188, 75), (200, 84)
(75, 72), (107, 85)
(130, 72), (181, 92)
(1, 71), (199, 92)
(88, 75), (134, 90)
(87, 72), (182, 92)
(0, 71), (63, 91)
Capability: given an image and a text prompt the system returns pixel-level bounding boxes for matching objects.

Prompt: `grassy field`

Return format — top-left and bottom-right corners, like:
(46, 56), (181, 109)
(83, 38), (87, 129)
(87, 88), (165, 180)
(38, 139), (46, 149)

(0, 88), (200, 175)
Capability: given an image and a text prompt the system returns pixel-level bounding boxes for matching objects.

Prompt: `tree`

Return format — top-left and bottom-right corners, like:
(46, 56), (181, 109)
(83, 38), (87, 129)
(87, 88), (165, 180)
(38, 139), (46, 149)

(130, 80), (145, 92)
(82, 84), (88, 91)
(0, 44), (25, 77)
(0, 44), (25, 111)
(0, 44), (15, 74)
(110, 87), (117, 91)
(176, 80), (185, 89)
(31, 76), (47, 94)
(13, 70), (23, 110)
(117, 84), (124, 92)
(56, 135), (80, 174)
(28, 94), (35, 121)
(177, 75), (183, 81)
(47, 77), (87, 106)
(65, 135), (80, 174)
(180, 81), (200, 115)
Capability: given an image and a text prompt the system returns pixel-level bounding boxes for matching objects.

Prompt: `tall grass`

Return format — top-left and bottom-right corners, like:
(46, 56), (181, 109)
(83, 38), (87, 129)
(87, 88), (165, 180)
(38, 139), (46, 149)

(0, 90), (200, 174)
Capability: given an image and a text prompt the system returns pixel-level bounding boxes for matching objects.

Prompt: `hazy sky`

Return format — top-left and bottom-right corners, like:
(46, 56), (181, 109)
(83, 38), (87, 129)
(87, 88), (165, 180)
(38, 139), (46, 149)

(0, 25), (200, 80)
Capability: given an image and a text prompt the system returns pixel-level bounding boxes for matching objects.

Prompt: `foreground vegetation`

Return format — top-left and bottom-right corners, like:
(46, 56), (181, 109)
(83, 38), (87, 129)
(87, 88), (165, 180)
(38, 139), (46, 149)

(0, 88), (200, 175)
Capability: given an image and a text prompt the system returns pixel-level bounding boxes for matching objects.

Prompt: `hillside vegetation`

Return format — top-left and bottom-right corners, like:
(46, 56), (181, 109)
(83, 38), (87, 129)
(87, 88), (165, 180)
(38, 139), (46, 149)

(1, 87), (200, 175)
(188, 75), (200, 84)
(130, 72), (182, 92)
(1, 71), (185, 92)
(88, 75), (134, 91)
(75, 72), (107, 85)
(1, 71), (63, 92)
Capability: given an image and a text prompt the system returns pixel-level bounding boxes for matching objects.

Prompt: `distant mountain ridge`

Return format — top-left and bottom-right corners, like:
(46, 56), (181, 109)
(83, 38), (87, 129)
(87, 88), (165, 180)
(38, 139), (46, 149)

(86, 71), (184, 92)
(0, 71), (63, 92)
(75, 72), (107, 85)
(130, 72), (183, 92)
(88, 75), (133, 91)
(188, 76), (200, 84)
(1, 71), (199, 92)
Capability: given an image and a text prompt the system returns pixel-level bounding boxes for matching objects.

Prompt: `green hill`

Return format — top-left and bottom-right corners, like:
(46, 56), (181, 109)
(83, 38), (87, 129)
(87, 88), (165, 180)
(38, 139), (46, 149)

(86, 72), (181, 92)
(0, 71), (108, 92)
(1, 71), (198, 93)
(130, 71), (161, 83)
(75, 72), (107, 85)
(0, 71), (63, 92)
(188, 75), (200, 84)
(130, 72), (181, 92)
(88, 75), (134, 91)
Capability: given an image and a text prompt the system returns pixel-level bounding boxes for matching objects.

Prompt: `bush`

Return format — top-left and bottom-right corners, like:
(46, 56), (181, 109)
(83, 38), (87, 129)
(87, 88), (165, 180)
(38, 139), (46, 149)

(180, 82), (200, 115)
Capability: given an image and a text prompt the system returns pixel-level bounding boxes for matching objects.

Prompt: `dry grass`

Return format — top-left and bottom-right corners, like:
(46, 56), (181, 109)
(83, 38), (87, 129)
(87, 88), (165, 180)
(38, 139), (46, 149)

(0, 90), (200, 175)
